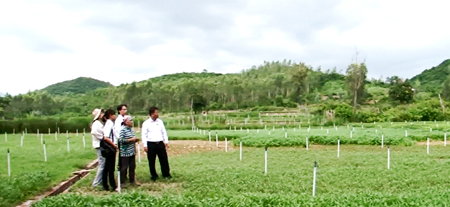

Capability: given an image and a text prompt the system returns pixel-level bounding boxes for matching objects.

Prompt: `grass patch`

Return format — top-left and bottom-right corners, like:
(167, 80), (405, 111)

(35, 144), (450, 206)
(0, 133), (96, 207)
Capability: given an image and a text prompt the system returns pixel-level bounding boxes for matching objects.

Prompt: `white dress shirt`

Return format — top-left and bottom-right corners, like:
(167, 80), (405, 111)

(114, 114), (124, 141)
(103, 119), (118, 145)
(142, 118), (168, 147)
(91, 120), (103, 148)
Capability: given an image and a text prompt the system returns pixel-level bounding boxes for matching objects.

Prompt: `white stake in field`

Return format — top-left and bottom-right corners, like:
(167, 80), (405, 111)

(306, 137), (309, 150)
(4, 132), (7, 142)
(427, 138), (430, 155)
(381, 134), (384, 148)
(67, 137), (70, 153)
(137, 143), (141, 163)
(264, 146), (268, 175)
(445, 133), (447, 147)
(225, 138), (228, 152)
(216, 132), (218, 147)
(240, 142), (243, 161)
(337, 139), (340, 158)
(7, 148), (11, 176)
(43, 141), (47, 162)
(83, 135), (86, 148)
(312, 161), (317, 197)
(387, 146), (390, 169)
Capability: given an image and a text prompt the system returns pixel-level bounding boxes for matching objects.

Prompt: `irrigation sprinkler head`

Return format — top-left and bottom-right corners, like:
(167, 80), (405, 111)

(43, 141), (45, 145)
(314, 161), (317, 167)
(265, 146), (268, 151)
(7, 148), (10, 153)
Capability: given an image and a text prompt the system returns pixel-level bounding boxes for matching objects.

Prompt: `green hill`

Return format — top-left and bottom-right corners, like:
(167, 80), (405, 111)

(42, 77), (113, 95)
(410, 59), (450, 93)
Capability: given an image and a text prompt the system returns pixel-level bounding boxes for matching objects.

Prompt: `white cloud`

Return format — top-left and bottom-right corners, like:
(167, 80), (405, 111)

(0, 0), (449, 95)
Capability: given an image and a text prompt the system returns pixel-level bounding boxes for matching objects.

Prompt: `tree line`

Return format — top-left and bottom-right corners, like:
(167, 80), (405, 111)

(0, 59), (449, 121)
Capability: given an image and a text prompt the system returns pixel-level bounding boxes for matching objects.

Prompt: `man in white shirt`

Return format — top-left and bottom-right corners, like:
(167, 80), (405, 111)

(115, 104), (127, 139)
(142, 106), (171, 181)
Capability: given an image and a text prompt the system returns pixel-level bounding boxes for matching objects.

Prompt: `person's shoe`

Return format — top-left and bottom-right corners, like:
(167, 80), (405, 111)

(151, 176), (158, 181)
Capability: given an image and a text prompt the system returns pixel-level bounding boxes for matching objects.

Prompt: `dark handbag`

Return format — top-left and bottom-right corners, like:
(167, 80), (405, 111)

(100, 139), (116, 157)
(100, 128), (116, 157)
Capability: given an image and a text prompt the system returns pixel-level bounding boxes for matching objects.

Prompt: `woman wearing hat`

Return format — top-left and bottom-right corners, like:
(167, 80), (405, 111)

(91, 108), (117, 191)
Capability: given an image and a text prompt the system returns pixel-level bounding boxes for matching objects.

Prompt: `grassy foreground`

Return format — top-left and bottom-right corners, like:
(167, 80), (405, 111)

(0, 133), (96, 207)
(35, 143), (450, 206)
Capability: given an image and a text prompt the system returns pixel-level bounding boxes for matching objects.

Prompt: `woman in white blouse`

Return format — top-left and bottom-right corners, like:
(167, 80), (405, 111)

(90, 108), (116, 190)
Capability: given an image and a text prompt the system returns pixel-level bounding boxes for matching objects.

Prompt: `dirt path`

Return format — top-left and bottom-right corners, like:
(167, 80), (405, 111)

(161, 140), (236, 157)
(416, 141), (448, 146)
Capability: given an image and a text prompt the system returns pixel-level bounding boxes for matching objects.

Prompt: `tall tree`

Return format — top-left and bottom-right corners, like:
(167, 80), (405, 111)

(345, 62), (367, 112)
(290, 63), (309, 104)
(388, 79), (414, 104)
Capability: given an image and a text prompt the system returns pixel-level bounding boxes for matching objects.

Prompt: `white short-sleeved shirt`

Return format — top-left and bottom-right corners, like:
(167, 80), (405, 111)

(91, 120), (103, 148)
(114, 115), (124, 141)
(142, 118), (168, 147)
(103, 119), (117, 145)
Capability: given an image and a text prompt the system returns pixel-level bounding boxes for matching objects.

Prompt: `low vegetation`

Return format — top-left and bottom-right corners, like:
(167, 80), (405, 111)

(34, 144), (450, 206)
(0, 134), (95, 207)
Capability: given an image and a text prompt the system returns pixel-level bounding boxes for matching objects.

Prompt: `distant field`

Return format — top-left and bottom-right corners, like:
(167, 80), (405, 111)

(168, 121), (450, 147)
(34, 143), (450, 206)
(0, 133), (95, 207)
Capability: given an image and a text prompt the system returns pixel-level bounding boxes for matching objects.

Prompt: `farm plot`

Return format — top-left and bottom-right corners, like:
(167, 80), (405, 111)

(34, 143), (450, 206)
(0, 133), (96, 207)
(168, 122), (450, 147)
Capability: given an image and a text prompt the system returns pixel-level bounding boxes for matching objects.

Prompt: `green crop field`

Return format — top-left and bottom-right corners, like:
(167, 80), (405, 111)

(3, 122), (450, 206)
(34, 144), (450, 206)
(169, 121), (450, 147)
(0, 133), (96, 207)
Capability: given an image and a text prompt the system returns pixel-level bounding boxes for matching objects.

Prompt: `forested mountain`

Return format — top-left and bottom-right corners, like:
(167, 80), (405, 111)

(2, 59), (450, 122)
(410, 59), (450, 93)
(42, 77), (112, 95)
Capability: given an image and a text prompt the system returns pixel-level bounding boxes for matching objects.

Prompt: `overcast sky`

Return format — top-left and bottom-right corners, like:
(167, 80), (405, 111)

(1, 0), (449, 95)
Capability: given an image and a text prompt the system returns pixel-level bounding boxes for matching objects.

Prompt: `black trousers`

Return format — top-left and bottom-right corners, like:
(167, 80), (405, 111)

(120, 155), (136, 184)
(147, 141), (171, 178)
(102, 155), (117, 190)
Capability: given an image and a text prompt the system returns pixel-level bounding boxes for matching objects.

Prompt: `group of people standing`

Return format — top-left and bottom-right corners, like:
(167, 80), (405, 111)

(90, 104), (171, 191)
